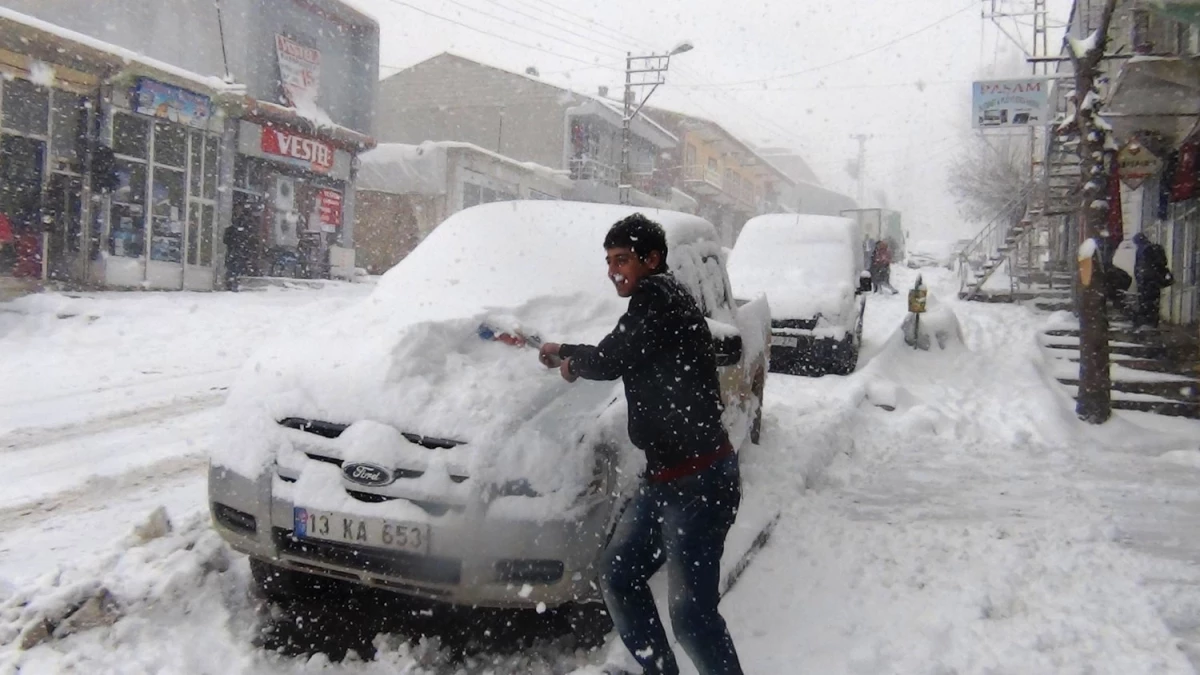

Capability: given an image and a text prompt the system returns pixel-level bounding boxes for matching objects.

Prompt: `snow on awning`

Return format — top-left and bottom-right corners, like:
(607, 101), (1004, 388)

(1107, 56), (1200, 147)
(238, 98), (376, 153)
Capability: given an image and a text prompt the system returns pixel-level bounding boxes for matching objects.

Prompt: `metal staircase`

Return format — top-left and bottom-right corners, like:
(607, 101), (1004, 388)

(956, 188), (1036, 300)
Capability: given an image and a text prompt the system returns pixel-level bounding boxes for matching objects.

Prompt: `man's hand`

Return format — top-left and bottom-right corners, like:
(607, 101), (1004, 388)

(559, 358), (578, 383)
(539, 342), (562, 368)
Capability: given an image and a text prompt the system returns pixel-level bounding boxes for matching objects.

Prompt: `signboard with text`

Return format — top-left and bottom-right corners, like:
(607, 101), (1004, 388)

(1117, 140), (1162, 190)
(275, 34), (321, 107)
(317, 188), (343, 231)
(260, 126), (335, 173)
(972, 78), (1051, 128)
(132, 78), (212, 129)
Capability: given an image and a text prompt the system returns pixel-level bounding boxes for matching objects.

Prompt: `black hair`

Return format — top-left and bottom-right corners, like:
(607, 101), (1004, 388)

(604, 213), (669, 271)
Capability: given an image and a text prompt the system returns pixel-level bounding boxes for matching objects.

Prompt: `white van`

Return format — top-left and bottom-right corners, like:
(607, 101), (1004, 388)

(728, 214), (870, 375)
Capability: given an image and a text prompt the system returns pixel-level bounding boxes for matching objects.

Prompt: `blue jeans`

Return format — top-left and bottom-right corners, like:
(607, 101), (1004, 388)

(599, 454), (743, 675)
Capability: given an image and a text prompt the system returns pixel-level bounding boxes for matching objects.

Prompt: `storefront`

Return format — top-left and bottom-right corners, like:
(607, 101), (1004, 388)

(0, 73), (95, 290)
(99, 77), (225, 291)
(233, 120), (352, 279)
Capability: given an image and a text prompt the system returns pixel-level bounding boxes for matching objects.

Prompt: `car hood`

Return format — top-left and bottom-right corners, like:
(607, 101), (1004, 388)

(217, 292), (637, 506)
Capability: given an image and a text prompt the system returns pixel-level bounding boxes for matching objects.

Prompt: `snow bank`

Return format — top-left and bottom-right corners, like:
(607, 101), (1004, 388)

(900, 294), (965, 351)
(728, 214), (862, 322)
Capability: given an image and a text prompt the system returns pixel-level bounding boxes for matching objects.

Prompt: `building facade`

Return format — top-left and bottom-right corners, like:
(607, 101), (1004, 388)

(644, 109), (802, 244)
(1045, 0), (1200, 326)
(375, 53), (689, 212)
(0, 0), (377, 295)
(354, 142), (572, 273)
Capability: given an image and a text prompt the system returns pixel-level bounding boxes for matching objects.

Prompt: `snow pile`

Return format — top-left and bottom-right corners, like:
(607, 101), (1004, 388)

(900, 293), (965, 351)
(727, 214), (862, 322)
(218, 202), (741, 516)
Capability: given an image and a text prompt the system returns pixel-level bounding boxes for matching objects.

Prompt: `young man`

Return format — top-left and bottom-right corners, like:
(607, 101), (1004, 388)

(539, 214), (743, 675)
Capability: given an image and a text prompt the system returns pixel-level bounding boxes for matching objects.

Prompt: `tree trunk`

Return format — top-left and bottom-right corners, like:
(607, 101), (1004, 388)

(1071, 0), (1119, 424)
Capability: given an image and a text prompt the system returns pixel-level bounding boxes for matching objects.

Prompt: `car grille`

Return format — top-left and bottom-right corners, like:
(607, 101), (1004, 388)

(273, 528), (462, 586)
(772, 318), (818, 331)
(278, 417), (464, 449)
(276, 417), (469, 505)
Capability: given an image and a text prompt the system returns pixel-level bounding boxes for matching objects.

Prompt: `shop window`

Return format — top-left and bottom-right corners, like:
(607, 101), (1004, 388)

(189, 135), (203, 197)
(153, 121), (187, 169)
(150, 168), (185, 262)
(51, 93), (85, 163)
(113, 114), (149, 159)
(1, 79), (49, 136)
(110, 160), (147, 258)
(463, 182), (481, 209)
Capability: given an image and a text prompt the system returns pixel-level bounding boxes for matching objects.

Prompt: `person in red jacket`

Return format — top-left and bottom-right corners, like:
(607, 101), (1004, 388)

(871, 239), (897, 294)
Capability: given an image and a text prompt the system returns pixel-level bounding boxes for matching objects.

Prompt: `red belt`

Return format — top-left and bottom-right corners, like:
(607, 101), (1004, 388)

(647, 440), (734, 484)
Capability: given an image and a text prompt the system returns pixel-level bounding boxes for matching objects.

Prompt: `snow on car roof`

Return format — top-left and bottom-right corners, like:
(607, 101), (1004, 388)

(372, 200), (719, 324)
(728, 214), (863, 320)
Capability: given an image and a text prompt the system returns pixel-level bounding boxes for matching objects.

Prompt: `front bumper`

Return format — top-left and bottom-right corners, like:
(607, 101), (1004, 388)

(768, 332), (855, 375)
(208, 462), (612, 608)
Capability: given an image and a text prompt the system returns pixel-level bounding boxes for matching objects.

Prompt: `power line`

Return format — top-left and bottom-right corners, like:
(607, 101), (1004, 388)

(480, 0), (638, 55)
(516, 0), (650, 51)
(682, 0), (978, 89)
(434, 0), (621, 61)
(375, 0), (624, 71)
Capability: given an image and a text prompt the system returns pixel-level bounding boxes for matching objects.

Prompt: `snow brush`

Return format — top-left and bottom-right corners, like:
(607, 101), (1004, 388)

(477, 322), (544, 349)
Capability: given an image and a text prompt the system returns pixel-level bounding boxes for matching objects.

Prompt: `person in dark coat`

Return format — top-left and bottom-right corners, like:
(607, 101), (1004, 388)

(223, 206), (255, 292)
(871, 239), (897, 294)
(1132, 232), (1174, 329)
(538, 213), (743, 675)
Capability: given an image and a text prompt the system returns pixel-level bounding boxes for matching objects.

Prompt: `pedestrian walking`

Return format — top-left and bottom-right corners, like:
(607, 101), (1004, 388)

(223, 205), (255, 292)
(538, 213), (744, 675)
(1132, 232), (1174, 330)
(871, 239), (897, 294)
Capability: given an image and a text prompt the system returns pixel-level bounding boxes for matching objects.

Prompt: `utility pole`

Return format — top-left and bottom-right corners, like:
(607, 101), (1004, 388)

(620, 43), (693, 205)
(851, 134), (870, 206)
(1069, 0), (1119, 424)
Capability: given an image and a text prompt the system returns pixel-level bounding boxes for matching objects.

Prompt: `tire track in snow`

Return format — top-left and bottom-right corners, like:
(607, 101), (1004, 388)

(0, 391), (226, 452)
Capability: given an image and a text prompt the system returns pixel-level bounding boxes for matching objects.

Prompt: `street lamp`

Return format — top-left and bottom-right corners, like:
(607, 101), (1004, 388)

(620, 42), (694, 205)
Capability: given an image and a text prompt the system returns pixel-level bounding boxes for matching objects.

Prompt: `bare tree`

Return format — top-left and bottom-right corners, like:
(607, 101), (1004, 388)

(1070, 0), (1119, 424)
(948, 134), (1032, 225)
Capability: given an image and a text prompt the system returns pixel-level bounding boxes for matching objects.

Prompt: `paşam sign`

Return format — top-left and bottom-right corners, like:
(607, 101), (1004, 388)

(317, 188), (343, 231)
(261, 127), (335, 173)
(1117, 140), (1162, 190)
(972, 77), (1052, 128)
(275, 34), (321, 107)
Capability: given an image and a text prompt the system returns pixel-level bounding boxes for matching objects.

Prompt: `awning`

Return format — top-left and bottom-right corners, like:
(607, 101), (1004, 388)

(1106, 56), (1200, 146)
(237, 98), (376, 153)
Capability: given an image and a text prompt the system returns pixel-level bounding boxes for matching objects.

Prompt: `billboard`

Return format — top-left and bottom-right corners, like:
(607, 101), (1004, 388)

(132, 78), (212, 129)
(972, 78), (1052, 128)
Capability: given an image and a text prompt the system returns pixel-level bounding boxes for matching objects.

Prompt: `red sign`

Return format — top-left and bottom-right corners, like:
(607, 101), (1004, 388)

(317, 189), (343, 230)
(260, 126), (334, 173)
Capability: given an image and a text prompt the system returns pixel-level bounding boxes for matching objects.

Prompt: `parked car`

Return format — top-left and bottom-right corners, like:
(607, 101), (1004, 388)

(208, 201), (770, 643)
(727, 214), (869, 376)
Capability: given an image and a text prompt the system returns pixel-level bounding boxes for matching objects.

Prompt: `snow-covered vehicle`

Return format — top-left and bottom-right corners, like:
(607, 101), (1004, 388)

(207, 201), (770, 638)
(727, 214), (869, 376)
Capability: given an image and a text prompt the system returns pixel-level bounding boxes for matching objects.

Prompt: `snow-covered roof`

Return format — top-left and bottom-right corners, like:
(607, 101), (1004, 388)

(0, 7), (243, 95)
(358, 141), (572, 195)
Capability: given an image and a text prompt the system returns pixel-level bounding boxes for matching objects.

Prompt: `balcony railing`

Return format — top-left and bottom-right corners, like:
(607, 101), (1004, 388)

(682, 165), (723, 190)
(569, 157), (619, 186)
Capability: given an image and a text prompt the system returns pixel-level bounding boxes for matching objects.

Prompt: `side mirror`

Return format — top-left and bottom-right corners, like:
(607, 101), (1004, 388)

(711, 330), (743, 367)
(858, 271), (872, 294)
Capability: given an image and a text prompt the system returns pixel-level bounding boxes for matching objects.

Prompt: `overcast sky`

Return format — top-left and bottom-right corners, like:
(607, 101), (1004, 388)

(357, 0), (1073, 242)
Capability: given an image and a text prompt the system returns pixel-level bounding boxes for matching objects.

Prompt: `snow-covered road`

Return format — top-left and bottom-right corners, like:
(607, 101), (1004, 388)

(2, 270), (1200, 674)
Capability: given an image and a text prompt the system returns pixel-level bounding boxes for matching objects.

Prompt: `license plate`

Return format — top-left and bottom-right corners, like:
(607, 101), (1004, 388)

(772, 335), (799, 348)
(293, 507), (431, 555)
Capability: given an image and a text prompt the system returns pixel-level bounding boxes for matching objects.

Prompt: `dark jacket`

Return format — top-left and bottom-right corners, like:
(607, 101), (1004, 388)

(1135, 240), (1174, 291)
(559, 271), (728, 477)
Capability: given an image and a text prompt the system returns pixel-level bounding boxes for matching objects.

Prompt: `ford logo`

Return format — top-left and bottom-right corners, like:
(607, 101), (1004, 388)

(342, 462), (394, 487)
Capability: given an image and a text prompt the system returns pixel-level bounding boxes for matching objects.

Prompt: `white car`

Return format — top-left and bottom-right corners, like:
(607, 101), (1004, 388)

(727, 214), (869, 376)
(207, 201), (770, 642)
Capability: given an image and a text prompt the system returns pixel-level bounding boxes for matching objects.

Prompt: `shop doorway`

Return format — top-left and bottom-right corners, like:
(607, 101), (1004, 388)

(45, 173), (84, 283)
(0, 135), (46, 278)
(231, 191), (266, 278)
